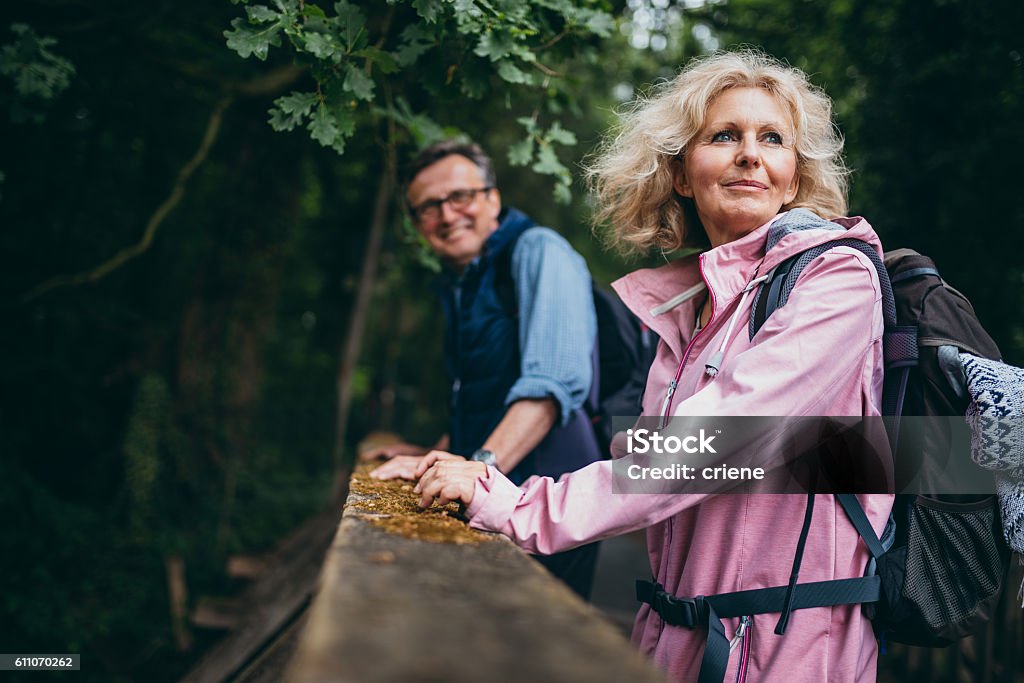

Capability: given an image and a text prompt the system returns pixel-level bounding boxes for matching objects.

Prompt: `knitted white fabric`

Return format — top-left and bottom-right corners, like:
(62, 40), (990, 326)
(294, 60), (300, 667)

(961, 353), (1024, 550)
(961, 352), (1024, 605)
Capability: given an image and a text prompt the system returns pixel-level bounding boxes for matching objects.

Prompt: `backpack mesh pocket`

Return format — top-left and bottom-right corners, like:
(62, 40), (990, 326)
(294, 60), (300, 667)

(902, 495), (1005, 638)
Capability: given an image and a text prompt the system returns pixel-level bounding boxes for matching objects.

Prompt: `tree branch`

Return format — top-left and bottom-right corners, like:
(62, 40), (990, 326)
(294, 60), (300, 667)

(232, 64), (307, 97)
(165, 62), (307, 97)
(538, 28), (569, 51)
(530, 60), (559, 78)
(22, 97), (233, 302)
(362, 4), (395, 76)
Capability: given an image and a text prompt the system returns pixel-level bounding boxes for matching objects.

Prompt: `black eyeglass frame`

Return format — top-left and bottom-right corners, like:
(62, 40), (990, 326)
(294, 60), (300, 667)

(408, 186), (494, 224)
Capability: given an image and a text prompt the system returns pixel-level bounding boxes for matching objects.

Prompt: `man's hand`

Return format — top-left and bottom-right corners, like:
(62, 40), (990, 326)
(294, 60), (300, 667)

(413, 454), (487, 509)
(359, 441), (429, 462)
(370, 452), (465, 481)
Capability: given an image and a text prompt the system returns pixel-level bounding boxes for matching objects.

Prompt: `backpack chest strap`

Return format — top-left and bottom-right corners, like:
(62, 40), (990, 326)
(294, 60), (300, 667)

(637, 576), (881, 683)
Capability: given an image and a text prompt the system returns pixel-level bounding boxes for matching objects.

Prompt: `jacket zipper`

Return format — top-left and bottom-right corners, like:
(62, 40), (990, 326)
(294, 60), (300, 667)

(660, 254), (716, 426)
(730, 615), (752, 683)
(654, 256), (715, 639)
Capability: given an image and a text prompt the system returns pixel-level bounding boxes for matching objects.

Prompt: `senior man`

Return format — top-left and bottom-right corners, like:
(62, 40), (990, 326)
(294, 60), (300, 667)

(367, 139), (602, 598)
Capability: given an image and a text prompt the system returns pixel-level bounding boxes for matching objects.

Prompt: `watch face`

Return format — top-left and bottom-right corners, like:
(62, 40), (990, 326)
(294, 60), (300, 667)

(472, 449), (496, 465)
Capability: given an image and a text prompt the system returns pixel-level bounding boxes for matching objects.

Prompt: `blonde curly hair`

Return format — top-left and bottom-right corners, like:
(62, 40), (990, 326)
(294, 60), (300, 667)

(588, 50), (849, 255)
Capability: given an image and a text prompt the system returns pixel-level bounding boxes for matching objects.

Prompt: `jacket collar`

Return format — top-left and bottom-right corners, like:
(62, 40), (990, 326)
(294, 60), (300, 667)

(612, 209), (880, 358)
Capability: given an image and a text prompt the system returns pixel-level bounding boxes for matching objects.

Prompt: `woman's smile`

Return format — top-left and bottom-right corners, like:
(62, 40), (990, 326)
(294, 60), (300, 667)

(723, 179), (769, 190)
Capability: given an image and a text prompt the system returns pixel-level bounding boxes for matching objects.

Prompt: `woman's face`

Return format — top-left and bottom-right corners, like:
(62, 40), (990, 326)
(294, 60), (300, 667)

(674, 87), (800, 248)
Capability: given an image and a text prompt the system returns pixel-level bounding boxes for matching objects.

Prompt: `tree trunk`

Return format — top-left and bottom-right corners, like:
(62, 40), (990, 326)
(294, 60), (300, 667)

(166, 555), (193, 652)
(331, 152), (396, 499)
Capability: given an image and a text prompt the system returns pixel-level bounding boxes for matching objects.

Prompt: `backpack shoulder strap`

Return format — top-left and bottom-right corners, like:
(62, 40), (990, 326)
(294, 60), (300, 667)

(749, 238), (898, 341)
(835, 493), (886, 560)
(748, 238), (914, 448)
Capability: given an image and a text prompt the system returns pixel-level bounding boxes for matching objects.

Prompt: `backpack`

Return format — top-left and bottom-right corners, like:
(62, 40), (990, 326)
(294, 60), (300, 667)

(636, 240), (1015, 683)
(493, 231), (657, 458)
(748, 242), (1013, 648)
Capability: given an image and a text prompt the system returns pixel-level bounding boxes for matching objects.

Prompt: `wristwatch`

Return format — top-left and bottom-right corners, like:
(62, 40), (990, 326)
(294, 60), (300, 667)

(470, 448), (498, 467)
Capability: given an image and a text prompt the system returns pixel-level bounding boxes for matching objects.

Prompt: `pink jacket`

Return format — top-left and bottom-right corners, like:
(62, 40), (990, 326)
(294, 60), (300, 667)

(466, 211), (894, 682)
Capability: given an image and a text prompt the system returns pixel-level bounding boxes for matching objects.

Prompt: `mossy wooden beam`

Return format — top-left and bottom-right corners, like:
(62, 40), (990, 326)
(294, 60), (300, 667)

(287, 470), (665, 683)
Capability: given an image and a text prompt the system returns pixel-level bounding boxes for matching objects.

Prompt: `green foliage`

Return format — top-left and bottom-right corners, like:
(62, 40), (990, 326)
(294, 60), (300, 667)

(497, 60), (533, 85)
(268, 90), (318, 130)
(0, 23), (75, 123)
(0, 23), (74, 98)
(224, 0), (615, 202)
(343, 63), (375, 100)
(507, 116), (578, 202)
(411, 0), (444, 24)
(376, 96), (457, 148)
(224, 15), (283, 60)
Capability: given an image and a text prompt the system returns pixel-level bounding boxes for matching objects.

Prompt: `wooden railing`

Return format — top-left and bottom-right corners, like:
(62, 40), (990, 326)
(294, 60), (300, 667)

(180, 462), (1023, 682)
(285, 468), (665, 683)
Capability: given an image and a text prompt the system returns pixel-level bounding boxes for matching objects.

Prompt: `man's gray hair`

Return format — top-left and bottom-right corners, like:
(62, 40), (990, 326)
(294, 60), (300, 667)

(404, 140), (497, 188)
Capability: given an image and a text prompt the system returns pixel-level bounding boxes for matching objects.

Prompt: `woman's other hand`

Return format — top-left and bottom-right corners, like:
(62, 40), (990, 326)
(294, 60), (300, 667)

(414, 455), (487, 508)
(370, 451), (464, 481)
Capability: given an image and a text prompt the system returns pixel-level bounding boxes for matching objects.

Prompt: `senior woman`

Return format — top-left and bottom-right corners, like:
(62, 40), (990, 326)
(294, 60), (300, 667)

(413, 51), (892, 682)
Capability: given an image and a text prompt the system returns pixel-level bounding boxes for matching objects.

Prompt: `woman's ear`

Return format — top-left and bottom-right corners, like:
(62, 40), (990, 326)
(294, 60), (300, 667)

(672, 161), (692, 198)
(784, 171), (800, 204)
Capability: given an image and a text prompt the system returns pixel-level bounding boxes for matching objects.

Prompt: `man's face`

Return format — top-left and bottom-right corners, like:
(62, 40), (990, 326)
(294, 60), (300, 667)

(406, 155), (502, 270)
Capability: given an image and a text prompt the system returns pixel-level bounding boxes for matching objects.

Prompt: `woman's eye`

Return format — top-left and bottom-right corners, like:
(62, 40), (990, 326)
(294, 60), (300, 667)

(763, 131), (783, 145)
(711, 131), (735, 142)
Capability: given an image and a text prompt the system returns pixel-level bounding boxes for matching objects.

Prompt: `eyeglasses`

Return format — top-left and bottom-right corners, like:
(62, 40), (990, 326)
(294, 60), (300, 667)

(409, 186), (493, 225)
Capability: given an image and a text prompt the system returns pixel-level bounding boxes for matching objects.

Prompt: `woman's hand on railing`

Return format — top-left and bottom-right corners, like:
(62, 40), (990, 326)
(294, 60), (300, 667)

(370, 451), (465, 481)
(414, 453), (487, 508)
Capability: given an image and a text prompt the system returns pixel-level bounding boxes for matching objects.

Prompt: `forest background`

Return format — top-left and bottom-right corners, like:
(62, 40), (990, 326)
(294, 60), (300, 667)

(1, 0), (1022, 681)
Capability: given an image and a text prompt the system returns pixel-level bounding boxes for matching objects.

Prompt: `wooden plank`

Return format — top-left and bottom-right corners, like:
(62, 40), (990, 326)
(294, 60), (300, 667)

(191, 597), (244, 630)
(166, 555), (193, 653)
(288, 493), (665, 683)
(226, 555), (269, 580)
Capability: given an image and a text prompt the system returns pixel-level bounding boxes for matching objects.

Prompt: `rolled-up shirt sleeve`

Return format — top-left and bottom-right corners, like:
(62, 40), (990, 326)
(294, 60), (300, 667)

(504, 227), (596, 426)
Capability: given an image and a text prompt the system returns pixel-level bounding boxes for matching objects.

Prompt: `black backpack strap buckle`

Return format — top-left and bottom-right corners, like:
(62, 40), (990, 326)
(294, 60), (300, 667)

(656, 593), (706, 629)
(636, 579), (706, 629)
(635, 578), (658, 604)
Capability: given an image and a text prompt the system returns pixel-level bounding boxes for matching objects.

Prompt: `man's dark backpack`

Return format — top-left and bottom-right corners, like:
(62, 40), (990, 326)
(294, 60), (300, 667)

(749, 242), (1013, 648)
(493, 233), (657, 457)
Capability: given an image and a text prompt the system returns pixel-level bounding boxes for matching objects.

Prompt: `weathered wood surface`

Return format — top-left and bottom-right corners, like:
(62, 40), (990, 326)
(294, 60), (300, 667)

(288, 493), (666, 683)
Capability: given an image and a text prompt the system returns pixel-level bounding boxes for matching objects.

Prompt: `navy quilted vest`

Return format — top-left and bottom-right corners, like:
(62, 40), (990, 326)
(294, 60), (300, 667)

(434, 208), (600, 484)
